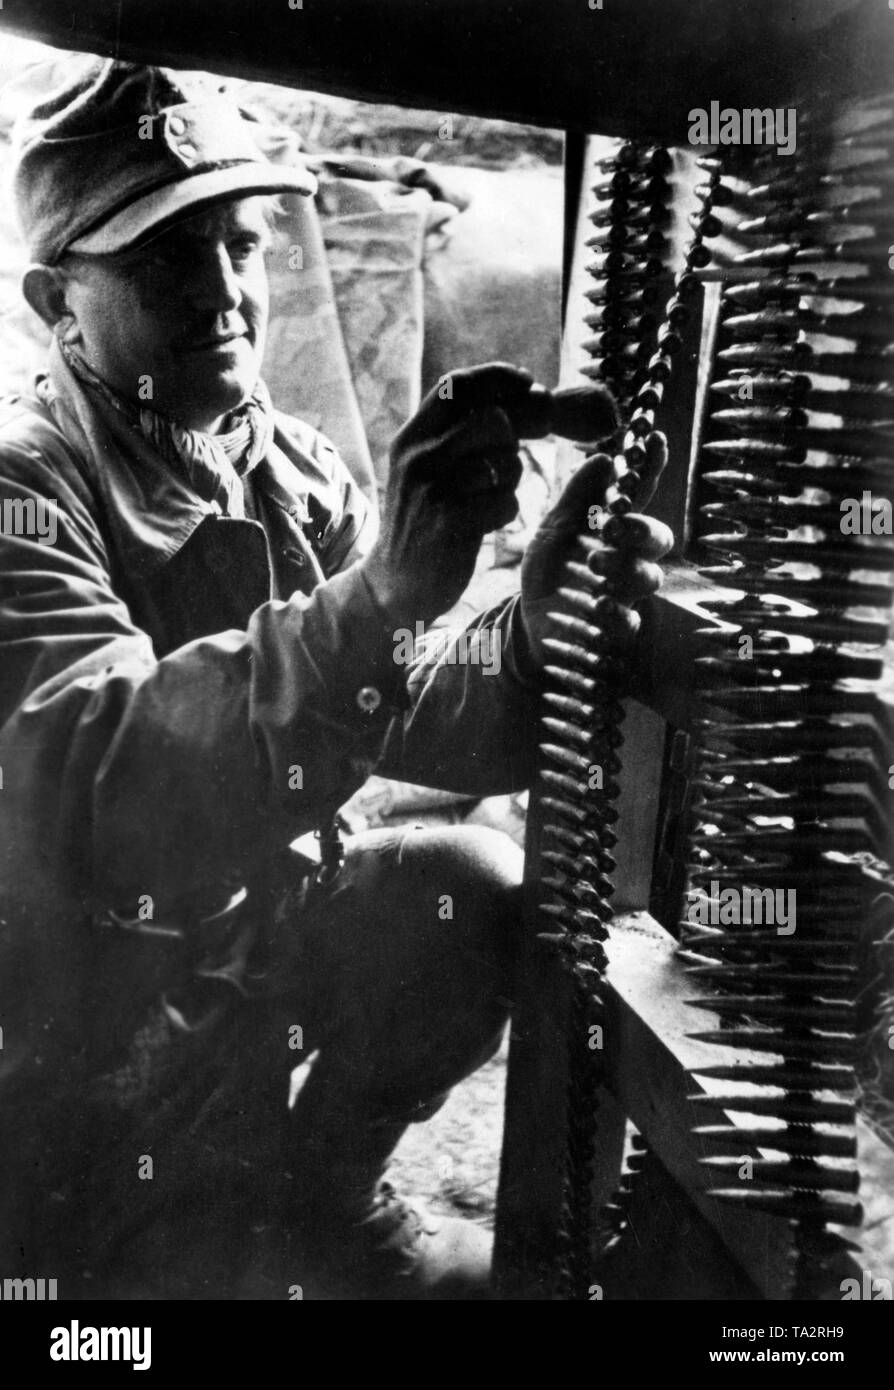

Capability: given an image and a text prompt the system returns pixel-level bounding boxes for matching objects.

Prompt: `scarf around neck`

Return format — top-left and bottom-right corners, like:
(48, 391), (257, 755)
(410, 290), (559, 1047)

(56, 334), (274, 519)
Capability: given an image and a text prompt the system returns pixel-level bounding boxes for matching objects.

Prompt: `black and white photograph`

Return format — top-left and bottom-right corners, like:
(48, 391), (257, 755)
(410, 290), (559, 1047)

(0, 0), (891, 1354)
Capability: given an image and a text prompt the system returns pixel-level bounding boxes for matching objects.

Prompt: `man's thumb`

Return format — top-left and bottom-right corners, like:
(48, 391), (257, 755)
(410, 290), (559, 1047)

(547, 452), (617, 539)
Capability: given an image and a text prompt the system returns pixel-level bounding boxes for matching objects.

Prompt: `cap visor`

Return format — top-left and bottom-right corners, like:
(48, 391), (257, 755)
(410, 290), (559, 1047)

(67, 162), (317, 256)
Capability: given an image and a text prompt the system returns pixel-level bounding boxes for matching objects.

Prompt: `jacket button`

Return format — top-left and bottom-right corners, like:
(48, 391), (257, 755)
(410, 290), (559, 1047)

(356, 686), (382, 713)
(167, 114), (186, 135)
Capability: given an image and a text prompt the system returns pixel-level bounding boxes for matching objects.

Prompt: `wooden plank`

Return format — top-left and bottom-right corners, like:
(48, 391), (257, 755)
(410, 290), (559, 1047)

(594, 1146), (762, 1300)
(630, 578), (894, 868)
(493, 765), (628, 1300)
(611, 700), (667, 914)
(627, 566), (728, 729)
(645, 148), (707, 552)
(492, 771), (574, 1299)
(493, 916), (628, 1298)
(621, 566), (893, 736)
(603, 910), (894, 1299)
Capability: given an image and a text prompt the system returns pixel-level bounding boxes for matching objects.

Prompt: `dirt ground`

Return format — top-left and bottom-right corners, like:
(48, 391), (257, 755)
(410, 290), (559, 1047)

(389, 1038), (508, 1228)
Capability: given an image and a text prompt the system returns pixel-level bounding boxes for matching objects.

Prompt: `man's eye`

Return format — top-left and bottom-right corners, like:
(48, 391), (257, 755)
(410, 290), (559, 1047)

(229, 238), (264, 262)
(143, 244), (189, 271)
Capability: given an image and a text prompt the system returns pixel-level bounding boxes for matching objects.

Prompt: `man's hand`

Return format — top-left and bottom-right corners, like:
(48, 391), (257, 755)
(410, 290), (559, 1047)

(361, 363), (533, 626)
(519, 432), (674, 670)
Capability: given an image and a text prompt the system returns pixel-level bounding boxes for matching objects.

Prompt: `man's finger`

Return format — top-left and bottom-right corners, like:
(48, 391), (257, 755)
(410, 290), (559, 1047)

(441, 362), (535, 412)
(396, 364), (531, 452)
(616, 431), (668, 512)
(455, 488), (521, 535)
(405, 408), (519, 478)
(407, 363), (535, 440)
(586, 599), (642, 651)
(602, 513), (675, 560)
(438, 448), (523, 499)
(544, 452), (618, 538)
(587, 550), (663, 606)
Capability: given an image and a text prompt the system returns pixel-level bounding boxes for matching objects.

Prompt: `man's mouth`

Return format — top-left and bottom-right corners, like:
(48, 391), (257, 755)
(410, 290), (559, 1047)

(183, 331), (246, 352)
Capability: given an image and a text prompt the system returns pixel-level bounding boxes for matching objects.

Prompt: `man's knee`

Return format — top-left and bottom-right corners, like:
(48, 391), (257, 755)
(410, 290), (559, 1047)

(410, 823), (524, 892)
(295, 822), (523, 1105)
(372, 822), (523, 970)
(394, 821), (523, 902)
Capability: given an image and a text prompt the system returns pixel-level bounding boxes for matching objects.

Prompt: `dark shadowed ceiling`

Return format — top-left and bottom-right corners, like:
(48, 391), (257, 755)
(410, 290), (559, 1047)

(0, 0), (888, 141)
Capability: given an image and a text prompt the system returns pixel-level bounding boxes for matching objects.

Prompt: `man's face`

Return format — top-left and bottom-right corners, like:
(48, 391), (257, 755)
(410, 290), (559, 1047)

(59, 196), (273, 432)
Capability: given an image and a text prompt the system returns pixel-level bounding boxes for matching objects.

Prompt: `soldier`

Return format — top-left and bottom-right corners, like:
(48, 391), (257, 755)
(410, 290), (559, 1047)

(0, 60), (670, 1298)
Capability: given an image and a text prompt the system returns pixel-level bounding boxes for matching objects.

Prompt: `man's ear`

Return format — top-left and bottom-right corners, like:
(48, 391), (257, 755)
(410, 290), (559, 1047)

(22, 264), (78, 336)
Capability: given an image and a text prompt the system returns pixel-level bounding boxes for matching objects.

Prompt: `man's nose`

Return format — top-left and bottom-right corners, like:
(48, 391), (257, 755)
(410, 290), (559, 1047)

(189, 245), (242, 314)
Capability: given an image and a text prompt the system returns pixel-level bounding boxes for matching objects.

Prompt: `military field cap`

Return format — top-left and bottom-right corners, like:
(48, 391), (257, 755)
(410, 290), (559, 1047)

(12, 59), (317, 264)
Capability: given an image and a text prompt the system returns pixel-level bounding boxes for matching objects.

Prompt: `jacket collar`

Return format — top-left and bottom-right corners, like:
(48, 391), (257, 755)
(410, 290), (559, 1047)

(38, 336), (317, 579)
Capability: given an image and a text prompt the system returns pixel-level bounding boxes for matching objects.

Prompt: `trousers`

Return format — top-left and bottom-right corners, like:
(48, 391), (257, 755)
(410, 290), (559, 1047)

(66, 823), (524, 1299)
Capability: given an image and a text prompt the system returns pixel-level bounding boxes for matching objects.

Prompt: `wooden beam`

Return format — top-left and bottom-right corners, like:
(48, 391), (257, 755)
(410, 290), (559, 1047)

(627, 576), (894, 863)
(493, 797), (599, 1298)
(627, 566), (728, 730)
(495, 897), (894, 1298)
(611, 700), (666, 914)
(594, 1145), (763, 1300)
(603, 911), (894, 1299)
